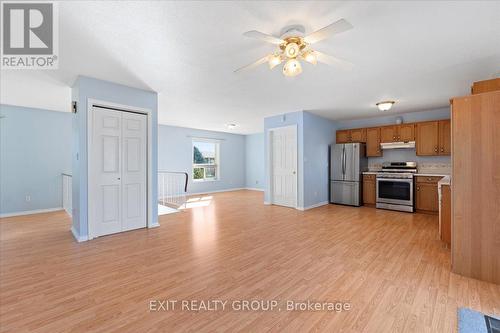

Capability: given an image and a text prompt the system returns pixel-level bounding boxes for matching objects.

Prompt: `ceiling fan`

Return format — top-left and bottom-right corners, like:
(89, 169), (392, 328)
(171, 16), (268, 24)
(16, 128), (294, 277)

(235, 19), (353, 77)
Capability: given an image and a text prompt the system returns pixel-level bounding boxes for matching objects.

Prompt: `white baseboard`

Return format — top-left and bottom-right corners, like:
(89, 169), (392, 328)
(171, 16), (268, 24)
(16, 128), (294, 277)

(71, 226), (88, 242)
(297, 201), (329, 211)
(187, 187), (246, 196)
(148, 223), (160, 228)
(264, 201), (271, 205)
(245, 187), (265, 192)
(0, 207), (63, 218)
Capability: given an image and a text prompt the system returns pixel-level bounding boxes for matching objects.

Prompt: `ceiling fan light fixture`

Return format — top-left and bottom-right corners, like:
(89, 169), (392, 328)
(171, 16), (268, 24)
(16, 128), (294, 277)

(267, 54), (282, 69)
(302, 50), (317, 65)
(283, 58), (302, 77)
(285, 42), (300, 58)
(376, 101), (395, 111)
(226, 123), (238, 129)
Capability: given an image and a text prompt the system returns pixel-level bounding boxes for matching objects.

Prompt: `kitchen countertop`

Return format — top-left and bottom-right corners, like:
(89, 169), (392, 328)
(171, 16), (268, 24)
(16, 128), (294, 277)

(437, 175), (451, 187)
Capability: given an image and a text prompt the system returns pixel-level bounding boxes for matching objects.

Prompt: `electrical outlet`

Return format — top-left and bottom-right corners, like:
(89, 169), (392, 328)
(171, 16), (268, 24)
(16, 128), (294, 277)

(255, 180), (259, 184)
(25, 195), (31, 202)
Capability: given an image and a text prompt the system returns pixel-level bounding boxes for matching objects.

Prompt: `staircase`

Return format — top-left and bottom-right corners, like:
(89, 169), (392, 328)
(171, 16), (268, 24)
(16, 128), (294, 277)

(158, 171), (188, 212)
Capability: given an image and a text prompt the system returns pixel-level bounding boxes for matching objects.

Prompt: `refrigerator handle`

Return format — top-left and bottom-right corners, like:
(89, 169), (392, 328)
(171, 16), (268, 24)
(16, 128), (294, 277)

(342, 146), (346, 176)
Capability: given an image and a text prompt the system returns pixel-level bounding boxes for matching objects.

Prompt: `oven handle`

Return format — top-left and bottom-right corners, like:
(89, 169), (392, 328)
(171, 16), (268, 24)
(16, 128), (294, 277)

(376, 178), (413, 182)
(342, 146), (345, 176)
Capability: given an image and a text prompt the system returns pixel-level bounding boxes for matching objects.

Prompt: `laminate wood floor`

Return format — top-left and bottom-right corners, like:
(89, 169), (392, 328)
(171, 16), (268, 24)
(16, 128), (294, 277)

(1, 190), (499, 333)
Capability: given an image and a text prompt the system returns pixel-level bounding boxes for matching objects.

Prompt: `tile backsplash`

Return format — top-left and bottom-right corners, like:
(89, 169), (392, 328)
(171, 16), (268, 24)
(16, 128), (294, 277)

(366, 148), (451, 174)
(368, 162), (451, 174)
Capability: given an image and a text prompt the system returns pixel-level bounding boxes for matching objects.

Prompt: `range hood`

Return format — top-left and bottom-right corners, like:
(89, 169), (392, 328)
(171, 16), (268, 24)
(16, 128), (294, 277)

(380, 141), (416, 150)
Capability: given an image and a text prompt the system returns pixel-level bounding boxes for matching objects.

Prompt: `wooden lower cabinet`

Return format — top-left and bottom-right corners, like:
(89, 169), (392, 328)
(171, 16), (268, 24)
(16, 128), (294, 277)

(415, 176), (441, 214)
(440, 184), (451, 246)
(362, 174), (376, 205)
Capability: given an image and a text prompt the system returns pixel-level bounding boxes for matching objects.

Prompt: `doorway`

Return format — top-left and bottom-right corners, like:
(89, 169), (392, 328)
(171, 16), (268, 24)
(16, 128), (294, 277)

(88, 105), (147, 237)
(268, 125), (298, 208)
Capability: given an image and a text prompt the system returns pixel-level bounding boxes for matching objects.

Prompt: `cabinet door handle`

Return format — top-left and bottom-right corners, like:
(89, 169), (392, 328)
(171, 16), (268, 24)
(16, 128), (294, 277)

(417, 187), (420, 191)
(441, 147), (444, 152)
(434, 147), (438, 153)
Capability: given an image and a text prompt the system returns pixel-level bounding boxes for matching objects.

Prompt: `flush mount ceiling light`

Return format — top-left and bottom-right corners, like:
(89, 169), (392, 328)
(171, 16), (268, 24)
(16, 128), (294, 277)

(235, 19), (354, 77)
(226, 123), (238, 129)
(376, 101), (396, 111)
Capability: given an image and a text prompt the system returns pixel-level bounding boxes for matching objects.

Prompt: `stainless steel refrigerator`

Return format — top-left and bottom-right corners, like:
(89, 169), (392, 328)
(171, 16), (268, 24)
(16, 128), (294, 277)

(330, 143), (367, 206)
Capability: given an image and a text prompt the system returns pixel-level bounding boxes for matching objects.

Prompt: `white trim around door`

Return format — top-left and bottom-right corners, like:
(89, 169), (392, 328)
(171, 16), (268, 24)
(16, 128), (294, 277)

(266, 125), (298, 209)
(87, 99), (155, 240)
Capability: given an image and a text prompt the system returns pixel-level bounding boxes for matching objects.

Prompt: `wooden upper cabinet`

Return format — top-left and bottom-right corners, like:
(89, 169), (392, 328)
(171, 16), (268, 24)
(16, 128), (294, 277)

(336, 130), (350, 143)
(438, 120), (451, 155)
(336, 128), (366, 143)
(350, 128), (366, 143)
(416, 121), (439, 156)
(471, 78), (500, 94)
(380, 126), (397, 143)
(398, 124), (415, 142)
(366, 127), (382, 157)
(380, 124), (414, 142)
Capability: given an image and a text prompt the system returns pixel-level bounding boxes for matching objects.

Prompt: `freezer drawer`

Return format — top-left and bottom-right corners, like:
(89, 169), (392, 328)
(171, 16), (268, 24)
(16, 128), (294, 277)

(330, 181), (361, 206)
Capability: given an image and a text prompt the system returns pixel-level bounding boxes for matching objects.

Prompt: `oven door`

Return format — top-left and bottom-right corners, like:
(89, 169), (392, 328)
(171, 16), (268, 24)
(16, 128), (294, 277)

(376, 178), (413, 206)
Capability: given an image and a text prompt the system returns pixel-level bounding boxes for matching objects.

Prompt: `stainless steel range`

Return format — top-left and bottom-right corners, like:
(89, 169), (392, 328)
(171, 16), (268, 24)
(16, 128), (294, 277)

(376, 162), (417, 212)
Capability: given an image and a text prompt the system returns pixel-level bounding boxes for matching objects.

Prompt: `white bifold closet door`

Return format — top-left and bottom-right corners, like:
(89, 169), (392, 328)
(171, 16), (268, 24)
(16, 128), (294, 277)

(90, 107), (147, 237)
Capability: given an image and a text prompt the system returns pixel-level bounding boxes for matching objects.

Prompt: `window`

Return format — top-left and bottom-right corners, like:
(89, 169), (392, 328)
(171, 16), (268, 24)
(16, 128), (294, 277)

(192, 139), (219, 181)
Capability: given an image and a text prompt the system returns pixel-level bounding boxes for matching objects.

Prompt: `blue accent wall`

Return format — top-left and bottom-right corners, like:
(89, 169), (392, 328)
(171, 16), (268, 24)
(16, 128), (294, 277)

(72, 76), (158, 240)
(263, 111), (336, 209)
(245, 133), (265, 190)
(158, 125), (246, 194)
(264, 111), (305, 207)
(303, 112), (336, 207)
(0, 105), (72, 215)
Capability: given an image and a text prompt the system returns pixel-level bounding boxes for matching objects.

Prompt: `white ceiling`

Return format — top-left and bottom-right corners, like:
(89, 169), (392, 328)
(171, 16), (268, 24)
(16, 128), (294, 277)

(1, 1), (499, 134)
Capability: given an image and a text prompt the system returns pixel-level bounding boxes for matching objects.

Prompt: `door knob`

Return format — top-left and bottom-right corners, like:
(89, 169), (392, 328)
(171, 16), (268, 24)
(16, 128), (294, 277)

(118, 177), (121, 180)
(292, 171), (296, 175)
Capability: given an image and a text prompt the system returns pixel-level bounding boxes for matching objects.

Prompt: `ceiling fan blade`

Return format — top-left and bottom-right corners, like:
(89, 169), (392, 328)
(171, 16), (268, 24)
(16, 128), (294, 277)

(303, 19), (353, 44)
(234, 56), (269, 73)
(315, 51), (354, 70)
(243, 30), (284, 45)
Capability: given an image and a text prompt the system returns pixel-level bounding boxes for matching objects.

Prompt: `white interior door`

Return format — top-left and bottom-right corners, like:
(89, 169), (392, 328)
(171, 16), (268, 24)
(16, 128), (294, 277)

(271, 126), (297, 208)
(90, 107), (147, 237)
(121, 112), (147, 231)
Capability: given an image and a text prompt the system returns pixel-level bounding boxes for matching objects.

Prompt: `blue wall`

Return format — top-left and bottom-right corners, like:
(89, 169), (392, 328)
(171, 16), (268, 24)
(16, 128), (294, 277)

(264, 111), (305, 207)
(0, 105), (72, 215)
(72, 76), (158, 240)
(303, 112), (336, 207)
(335, 107), (452, 165)
(245, 133), (265, 190)
(158, 125), (246, 194)
(263, 111), (336, 209)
